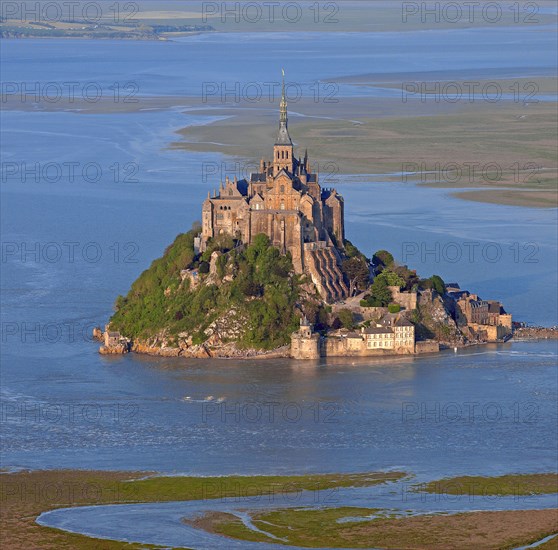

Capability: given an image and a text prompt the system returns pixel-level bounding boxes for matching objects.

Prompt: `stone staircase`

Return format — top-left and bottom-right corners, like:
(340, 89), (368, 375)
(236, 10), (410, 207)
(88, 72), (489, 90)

(305, 246), (349, 303)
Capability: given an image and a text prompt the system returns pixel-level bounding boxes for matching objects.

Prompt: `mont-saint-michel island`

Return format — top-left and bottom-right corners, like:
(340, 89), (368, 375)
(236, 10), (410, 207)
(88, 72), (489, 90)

(98, 79), (514, 360)
(3, 5), (558, 549)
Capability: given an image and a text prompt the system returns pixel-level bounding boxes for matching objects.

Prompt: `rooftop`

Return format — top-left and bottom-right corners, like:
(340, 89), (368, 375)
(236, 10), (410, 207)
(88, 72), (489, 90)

(363, 327), (393, 335)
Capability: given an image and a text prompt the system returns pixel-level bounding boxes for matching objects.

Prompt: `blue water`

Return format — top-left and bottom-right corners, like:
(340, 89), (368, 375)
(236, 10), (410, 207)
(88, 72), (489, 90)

(1, 29), (557, 482)
(2, 27), (557, 98)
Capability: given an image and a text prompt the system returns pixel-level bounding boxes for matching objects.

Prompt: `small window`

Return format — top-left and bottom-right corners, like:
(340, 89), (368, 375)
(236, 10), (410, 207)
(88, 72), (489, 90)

(280, 202), (285, 210)
(229, 189), (233, 196)
(280, 185), (285, 193)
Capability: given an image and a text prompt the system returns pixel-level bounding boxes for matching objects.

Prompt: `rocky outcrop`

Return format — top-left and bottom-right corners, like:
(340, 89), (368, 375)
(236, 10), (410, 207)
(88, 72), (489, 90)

(414, 291), (464, 345)
(99, 344), (129, 355)
(512, 326), (558, 340)
(129, 339), (288, 359)
(132, 341), (211, 358)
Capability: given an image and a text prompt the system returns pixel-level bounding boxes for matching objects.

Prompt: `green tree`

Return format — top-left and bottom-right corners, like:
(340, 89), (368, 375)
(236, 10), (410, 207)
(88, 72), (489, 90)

(429, 274), (446, 295)
(342, 256), (370, 296)
(198, 261), (210, 274)
(419, 275), (446, 295)
(344, 239), (364, 259)
(367, 275), (393, 307)
(337, 308), (354, 329)
(372, 250), (394, 272)
(378, 270), (406, 289)
(393, 264), (420, 290)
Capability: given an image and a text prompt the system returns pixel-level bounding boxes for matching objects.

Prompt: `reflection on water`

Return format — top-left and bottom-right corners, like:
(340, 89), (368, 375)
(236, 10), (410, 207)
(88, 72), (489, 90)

(1, 341), (557, 475)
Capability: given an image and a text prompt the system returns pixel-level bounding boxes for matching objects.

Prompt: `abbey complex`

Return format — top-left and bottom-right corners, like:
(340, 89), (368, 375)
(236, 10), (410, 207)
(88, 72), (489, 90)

(200, 79), (348, 304)
(195, 77), (512, 360)
(100, 75), (513, 360)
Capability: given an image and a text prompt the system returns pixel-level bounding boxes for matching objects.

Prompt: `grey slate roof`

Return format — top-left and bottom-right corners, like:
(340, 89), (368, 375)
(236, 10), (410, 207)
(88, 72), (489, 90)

(275, 122), (293, 145)
(395, 318), (414, 327)
(363, 327), (393, 335)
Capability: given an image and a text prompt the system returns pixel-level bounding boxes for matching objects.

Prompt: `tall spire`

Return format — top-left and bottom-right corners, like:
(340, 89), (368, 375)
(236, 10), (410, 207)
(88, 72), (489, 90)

(275, 68), (292, 146)
(280, 68), (288, 126)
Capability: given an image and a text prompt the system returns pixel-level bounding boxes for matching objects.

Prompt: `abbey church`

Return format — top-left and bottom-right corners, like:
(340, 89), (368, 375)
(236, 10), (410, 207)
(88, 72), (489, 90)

(201, 76), (349, 303)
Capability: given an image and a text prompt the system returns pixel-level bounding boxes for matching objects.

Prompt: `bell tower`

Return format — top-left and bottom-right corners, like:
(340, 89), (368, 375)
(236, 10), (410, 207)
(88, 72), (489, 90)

(273, 69), (294, 176)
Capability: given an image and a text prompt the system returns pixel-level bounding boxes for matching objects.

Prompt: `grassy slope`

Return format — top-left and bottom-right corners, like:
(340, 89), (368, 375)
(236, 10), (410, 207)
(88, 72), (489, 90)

(109, 233), (301, 350)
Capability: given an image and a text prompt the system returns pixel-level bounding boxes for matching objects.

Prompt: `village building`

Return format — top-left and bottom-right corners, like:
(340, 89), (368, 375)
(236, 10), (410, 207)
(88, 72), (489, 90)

(292, 314), (420, 359)
(455, 291), (512, 341)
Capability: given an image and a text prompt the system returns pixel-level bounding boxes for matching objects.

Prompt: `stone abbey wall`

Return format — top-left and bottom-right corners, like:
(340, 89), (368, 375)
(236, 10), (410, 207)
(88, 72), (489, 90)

(200, 78), (348, 303)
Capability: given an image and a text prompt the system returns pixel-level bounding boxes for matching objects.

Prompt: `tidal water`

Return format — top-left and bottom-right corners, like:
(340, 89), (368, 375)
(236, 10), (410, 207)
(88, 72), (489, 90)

(36, 483), (558, 549)
(1, 28), (557, 483)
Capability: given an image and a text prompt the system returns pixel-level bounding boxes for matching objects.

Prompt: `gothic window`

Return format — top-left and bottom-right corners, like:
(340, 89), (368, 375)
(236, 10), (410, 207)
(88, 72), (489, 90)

(280, 185), (285, 193)
(286, 151), (289, 159)
(229, 189), (233, 196)
(280, 202), (285, 210)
